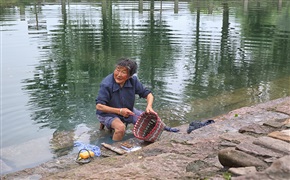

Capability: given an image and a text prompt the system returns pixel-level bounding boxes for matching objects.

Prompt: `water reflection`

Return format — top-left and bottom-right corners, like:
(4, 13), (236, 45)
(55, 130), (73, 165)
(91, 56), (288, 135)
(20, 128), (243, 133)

(1, 0), (290, 174)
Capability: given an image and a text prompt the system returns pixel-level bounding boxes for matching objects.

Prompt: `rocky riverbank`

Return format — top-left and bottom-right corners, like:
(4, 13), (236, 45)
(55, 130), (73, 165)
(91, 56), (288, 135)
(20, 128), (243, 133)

(1, 97), (290, 180)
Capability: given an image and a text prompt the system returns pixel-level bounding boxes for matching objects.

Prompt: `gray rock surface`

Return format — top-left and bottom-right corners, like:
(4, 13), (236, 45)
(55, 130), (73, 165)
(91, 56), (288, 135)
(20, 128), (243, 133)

(229, 166), (257, 176)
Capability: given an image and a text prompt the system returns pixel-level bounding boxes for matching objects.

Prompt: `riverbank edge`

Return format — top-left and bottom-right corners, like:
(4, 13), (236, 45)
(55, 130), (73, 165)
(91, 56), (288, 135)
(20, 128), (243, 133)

(1, 96), (290, 179)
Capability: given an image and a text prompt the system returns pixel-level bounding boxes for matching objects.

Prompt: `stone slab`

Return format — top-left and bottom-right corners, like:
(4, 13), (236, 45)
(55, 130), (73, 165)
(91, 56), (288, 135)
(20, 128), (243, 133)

(218, 148), (268, 168)
(253, 136), (290, 155)
(268, 129), (290, 142)
(275, 100), (290, 115)
(239, 123), (274, 134)
(263, 118), (289, 128)
(236, 141), (284, 158)
(232, 155), (290, 180)
(229, 166), (257, 176)
(219, 132), (256, 144)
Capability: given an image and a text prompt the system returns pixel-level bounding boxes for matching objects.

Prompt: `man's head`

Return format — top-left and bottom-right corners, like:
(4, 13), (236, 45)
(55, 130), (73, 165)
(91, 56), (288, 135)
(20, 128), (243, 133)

(114, 58), (138, 87)
(116, 58), (137, 77)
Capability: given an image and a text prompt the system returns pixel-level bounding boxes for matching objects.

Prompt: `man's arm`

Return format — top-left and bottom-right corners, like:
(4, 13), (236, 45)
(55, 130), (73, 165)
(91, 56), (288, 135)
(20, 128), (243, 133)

(96, 104), (134, 118)
(145, 93), (155, 113)
(96, 104), (121, 115)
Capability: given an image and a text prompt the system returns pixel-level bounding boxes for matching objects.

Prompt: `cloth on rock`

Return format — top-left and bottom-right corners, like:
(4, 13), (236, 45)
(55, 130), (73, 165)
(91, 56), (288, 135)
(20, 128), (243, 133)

(164, 126), (180, 132)
(187, 120), (215, 134)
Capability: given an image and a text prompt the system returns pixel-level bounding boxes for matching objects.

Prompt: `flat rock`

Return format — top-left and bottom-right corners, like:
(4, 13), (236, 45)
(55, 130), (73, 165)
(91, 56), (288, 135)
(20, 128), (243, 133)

(220, 140), (237, 147)
(263, 157), (278, 163)
(218, 148), (268, 168)
(186, 160), (209, 172)
(268, 129), (290, 142)
(274, 100), (290, 115)
(232, 155), (290, 180)
(263, 155), (290, 179)
(253, 136), (290, 155)
(238, 123), (274, 134)
(219, 132), (256, 144)
(229, 166), (257, 176)
(263, 118), (289, 128)
(236, 141), (284, 158)
(284, 118), (290, 128)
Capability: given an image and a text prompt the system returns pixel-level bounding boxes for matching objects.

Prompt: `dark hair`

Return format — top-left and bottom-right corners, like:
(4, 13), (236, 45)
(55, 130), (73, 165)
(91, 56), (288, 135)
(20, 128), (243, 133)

(117, 58), (138, 76)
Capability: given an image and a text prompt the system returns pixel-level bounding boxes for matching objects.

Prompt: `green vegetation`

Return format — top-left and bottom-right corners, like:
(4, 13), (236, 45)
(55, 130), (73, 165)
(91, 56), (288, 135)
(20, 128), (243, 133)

(223, 172), (232, 180)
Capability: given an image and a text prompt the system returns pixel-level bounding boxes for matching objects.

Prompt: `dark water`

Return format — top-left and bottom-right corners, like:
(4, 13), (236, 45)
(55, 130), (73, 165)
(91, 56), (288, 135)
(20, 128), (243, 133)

(1, 0), (290, 174)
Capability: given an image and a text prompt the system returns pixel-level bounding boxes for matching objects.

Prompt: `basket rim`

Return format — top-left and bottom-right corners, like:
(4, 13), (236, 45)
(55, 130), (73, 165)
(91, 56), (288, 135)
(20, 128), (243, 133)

(133, 112), (164, 142)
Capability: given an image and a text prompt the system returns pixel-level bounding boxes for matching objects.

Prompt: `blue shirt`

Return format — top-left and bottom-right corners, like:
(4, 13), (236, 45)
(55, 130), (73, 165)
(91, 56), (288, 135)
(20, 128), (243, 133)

(96, 73), (151, 117)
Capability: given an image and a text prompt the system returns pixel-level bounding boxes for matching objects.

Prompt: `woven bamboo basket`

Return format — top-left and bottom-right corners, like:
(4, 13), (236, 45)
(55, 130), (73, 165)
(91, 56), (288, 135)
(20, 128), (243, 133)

(133, 112), (165, 142)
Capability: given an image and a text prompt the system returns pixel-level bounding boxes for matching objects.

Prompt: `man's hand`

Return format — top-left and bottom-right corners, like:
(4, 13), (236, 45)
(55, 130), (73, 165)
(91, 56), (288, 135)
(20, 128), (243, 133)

(120, 108), (135, 118)
(145, 106), (156, 114)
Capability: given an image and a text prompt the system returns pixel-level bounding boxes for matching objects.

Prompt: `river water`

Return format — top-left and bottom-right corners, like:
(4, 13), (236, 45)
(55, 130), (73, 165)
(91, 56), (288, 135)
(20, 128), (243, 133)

(1, 0), (290, 174)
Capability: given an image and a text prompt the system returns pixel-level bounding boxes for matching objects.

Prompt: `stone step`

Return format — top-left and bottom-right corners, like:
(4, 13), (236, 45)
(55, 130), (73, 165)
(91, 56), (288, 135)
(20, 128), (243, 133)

(232, 155), (290, 180)
(253, 136), (290, 155)
(219, 132), (256, 144)
(218, 147), (268, 169)
(236, 141), (284, 158)
(268, 129), (290, 142)
(263, 118), (288, 128)
(238, 123), (274, 135)
(229, 166), (257, 176)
